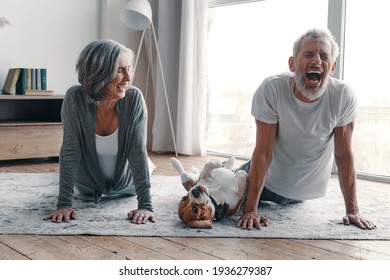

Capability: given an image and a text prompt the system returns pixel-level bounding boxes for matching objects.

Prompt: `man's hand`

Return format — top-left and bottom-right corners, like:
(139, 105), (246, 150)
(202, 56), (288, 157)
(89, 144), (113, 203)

(237, 211), (268, 230)
(343, 213), (376, 230)
(128, 209), (156, 224)
(43, 208), (77, 223)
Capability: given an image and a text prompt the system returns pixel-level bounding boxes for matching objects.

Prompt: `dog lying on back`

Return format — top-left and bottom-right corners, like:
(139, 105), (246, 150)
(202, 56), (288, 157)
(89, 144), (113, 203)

(171, 157), (247, 229)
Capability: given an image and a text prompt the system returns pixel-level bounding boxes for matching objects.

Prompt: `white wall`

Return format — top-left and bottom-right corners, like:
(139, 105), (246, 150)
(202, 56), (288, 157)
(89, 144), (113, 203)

(100, 0), (156, 148)
(100, 0), (151, 94)
(0, 0), (101, 95)
(0, 0), (154, 147)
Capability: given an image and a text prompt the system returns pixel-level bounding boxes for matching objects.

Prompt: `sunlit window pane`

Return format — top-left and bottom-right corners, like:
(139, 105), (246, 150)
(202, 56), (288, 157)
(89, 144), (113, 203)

(344, 0), (390, 176)
(206, 0), (328, 156)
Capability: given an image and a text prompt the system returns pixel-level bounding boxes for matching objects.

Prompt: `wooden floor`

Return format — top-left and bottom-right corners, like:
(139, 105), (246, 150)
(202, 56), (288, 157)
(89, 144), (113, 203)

(0, 152), (389, 260)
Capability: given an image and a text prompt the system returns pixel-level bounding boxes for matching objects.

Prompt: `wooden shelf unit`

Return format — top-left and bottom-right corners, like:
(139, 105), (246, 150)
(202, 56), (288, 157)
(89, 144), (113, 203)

(0, 94), (64, 160)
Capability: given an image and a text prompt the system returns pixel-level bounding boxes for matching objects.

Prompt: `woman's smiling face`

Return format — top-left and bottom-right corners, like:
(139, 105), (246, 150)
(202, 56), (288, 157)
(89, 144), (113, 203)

(106, 52), (132, 101)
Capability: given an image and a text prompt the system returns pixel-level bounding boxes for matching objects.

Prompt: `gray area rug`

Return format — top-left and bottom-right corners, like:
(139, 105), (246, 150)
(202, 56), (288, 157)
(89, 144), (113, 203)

(0, 173), (388, 239)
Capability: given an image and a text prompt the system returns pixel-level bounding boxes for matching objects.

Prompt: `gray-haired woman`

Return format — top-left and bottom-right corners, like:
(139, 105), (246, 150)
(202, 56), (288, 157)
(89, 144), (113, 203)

(44, 39), (155, 224)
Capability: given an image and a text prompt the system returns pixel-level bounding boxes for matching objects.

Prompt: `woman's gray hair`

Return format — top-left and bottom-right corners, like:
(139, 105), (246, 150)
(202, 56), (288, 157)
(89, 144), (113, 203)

(76, 39), (135, 102)
(292, 28), (340, 60)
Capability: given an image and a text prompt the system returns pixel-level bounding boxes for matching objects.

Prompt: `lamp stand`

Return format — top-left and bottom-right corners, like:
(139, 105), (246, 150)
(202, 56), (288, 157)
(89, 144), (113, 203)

(133, 23), (178, 157)
(133, 29), (145, 75)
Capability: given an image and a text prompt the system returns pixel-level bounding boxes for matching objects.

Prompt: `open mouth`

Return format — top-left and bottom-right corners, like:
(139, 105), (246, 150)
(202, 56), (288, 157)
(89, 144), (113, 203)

(116, 83), (128, 91)
(306, 71), (322, 83)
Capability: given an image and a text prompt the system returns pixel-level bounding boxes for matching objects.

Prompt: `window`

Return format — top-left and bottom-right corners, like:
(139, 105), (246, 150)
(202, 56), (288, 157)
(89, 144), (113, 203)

(344, 0), (390, 177)
(206, 0), (390, 179)
(206, 0), (328, 157)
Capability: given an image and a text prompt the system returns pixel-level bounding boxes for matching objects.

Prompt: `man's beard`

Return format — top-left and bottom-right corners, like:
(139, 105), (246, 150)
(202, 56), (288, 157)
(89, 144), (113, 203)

(295, 70), (329, 101)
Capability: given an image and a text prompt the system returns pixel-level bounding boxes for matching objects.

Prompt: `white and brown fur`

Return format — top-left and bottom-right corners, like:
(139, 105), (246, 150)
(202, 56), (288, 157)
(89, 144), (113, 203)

(171, 157), (247, 229)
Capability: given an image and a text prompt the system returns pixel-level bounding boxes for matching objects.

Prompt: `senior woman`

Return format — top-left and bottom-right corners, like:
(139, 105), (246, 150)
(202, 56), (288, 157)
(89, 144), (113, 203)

(44, 39), (155, 225)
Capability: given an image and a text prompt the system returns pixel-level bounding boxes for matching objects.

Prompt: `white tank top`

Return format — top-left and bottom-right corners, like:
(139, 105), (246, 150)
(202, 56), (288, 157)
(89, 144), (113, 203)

(95, 129), (118, 182)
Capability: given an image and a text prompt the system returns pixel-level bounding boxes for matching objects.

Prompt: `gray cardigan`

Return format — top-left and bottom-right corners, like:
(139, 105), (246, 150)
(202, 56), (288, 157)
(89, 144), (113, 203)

(57, 85), (152, 212)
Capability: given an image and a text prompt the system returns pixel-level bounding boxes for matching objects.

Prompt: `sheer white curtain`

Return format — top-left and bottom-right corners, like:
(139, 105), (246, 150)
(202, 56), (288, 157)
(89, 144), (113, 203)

(176, 0), (207, 155)
(151, 0), (207, 155)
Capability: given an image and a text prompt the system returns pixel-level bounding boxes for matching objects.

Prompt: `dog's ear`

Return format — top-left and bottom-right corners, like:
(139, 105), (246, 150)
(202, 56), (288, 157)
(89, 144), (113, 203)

(178, 195), (189, 221)
(188, 219), (213, 229)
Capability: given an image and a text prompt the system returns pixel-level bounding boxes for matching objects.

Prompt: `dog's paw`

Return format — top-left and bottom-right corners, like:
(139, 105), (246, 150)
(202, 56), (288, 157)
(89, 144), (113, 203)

(223, 156), (235, 170)
(171, 157), (185, 174)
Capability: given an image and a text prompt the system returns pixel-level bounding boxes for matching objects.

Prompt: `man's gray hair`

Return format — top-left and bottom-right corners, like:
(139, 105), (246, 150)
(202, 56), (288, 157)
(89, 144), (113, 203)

(292, 28), (340, 60)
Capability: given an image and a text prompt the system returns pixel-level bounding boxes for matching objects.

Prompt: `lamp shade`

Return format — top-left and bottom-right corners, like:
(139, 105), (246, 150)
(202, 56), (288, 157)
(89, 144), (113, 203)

(120, 0), (152, 30)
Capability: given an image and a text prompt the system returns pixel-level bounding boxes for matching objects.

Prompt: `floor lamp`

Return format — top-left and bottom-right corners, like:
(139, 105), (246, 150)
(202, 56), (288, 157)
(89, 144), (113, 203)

(120, 0), (178, 156)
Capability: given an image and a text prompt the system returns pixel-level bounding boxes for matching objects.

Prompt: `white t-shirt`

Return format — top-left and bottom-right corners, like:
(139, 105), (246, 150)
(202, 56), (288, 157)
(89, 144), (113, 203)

(251, 72), (357, 200)
(95, 129), (118, 182)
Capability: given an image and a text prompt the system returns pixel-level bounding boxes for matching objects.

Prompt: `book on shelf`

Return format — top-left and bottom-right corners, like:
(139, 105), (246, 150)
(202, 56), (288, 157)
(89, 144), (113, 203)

(31, 68), (36, 90)
(15, 68), (27, 95)
(2, 68), (49, 95)
(41, 68), (47, 90)
(36, 69), (41, 90)
(3, 68), (21, 94)
(26, 68), (32, 90)
(25, 89), (54, 96)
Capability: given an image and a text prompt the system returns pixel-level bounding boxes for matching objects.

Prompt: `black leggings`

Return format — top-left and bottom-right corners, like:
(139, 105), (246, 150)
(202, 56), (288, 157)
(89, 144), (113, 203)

(235, 159), (302, 205)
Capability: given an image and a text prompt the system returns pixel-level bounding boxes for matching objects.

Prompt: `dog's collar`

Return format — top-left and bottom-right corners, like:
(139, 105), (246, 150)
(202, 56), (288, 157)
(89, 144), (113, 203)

(209, 195), (219, 220)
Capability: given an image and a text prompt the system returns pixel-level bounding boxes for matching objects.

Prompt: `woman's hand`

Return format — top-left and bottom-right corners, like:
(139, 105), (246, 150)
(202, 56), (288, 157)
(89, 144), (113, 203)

(43, 208), (77, 223)
(128, 209), (156, 224)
